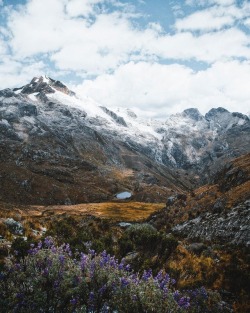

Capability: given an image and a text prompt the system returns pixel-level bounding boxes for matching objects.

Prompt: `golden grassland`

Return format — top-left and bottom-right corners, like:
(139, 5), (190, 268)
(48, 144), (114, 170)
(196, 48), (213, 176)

(0, 201), (165, 222)
(167, 245), (250, 313)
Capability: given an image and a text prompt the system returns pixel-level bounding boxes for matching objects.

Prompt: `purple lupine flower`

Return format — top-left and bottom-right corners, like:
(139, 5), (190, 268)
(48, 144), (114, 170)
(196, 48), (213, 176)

(162, 285), (169, 299)
(64, 243), (72, 256)
(53, 280), (60, 289)
(160, 281), (167, 290)
(89, 249), (96, 256)
(132, 274), (139, 285)
(142, 269), (152, 281)
(70, 298), (77, 305)
(118, 259), (125, 270)
(16, 292), (24, 299)
(174, 290), (180, 301)
(109, 257), (117, 268)
(15, 263), (21, 271)
(200, 286), (208, 299)
(178, 296), (190, 309)
(89, 291), (95, 301)
(80, 253), (88, 271)
(51, 246), (57, 253)
(37, 241), (43, 249)
(99, 284), (107, 295)
(28, 247), (39, 255)
(120, 277), (129, 288)
(100, 252), (110, 267)
(163, 273), (170, 284)
(101, 250), (107, 258)
(125, 264), (131, 272)
(155, 270), (163, 282)
(42, 268), (49, 276)
(44, 237), (53, 248)
(59, 254), (65, 265)
(191, 290), (197, 298)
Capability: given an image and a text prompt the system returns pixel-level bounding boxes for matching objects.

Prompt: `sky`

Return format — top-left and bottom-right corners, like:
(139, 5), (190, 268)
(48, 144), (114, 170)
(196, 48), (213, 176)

(0, 0), (250, 118)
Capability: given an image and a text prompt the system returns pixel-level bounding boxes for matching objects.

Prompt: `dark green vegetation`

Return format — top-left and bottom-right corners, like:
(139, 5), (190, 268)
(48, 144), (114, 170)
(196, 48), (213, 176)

(1, 209), (249, 312)
(0, 238), (231, 313)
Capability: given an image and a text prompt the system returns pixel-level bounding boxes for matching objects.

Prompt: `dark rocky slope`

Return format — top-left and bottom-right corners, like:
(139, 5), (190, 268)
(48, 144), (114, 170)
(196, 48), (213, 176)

(149, 153), (250, 238)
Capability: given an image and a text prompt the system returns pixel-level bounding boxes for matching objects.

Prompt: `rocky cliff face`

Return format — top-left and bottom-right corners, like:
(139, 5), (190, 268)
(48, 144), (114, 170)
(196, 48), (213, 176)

(0, 76), (249, 204)
(172, 200), (250, 247)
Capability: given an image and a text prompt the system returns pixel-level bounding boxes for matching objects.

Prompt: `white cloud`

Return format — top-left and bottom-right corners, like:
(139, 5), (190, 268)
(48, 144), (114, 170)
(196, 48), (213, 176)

(0, 57), (46, 88)
(8, 0), (67, 57)
(176, 3), (250, 32)
(74, 60), (250, 118)
(6, 0), (156, 75)
(175, 7), (234, 31)
(245, 18), (250, 27)
(74, 62), (192, 114)
(0, 38), (7, 55)
(66, 0), (104, 17)
(0, 0), (250, 118)
(186, 0), (235, 6)
(171, 4), (184, 17)
(4, 0), (249, 77)
(153, 28), (250, 63)
(1, 0), (249, 79)
(49, 12), (156, 74)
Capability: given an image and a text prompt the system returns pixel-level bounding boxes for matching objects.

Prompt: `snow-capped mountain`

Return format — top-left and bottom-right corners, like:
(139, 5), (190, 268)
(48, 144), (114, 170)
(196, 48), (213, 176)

(0, 76), (249, 204)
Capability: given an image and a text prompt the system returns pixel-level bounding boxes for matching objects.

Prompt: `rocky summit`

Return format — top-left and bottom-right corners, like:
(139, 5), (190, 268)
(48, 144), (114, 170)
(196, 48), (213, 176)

(0, 76), (250, 205)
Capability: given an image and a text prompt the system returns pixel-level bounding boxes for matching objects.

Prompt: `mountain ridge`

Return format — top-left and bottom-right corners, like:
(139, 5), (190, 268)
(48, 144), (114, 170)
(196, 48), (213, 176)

(0, 76), (249, 204)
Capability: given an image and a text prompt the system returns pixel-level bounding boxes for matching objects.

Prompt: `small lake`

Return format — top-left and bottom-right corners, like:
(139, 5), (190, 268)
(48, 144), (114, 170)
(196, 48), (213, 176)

(116, 191), (132, 199)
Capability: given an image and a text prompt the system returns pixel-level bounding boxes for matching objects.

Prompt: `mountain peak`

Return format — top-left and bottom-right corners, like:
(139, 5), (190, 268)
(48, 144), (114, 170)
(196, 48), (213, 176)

(205, 107), (230, 121)
(14, 76), (75, 97)
(31, 75), (52, 85)
(183, 108), (203, 121)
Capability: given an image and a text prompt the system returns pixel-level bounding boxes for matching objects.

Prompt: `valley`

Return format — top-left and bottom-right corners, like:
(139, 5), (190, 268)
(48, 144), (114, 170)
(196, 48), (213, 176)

(0, 76), (249, 312)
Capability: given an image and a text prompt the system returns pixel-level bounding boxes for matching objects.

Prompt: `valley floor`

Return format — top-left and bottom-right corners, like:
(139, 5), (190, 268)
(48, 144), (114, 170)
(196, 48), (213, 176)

(0, 201), (164, 222)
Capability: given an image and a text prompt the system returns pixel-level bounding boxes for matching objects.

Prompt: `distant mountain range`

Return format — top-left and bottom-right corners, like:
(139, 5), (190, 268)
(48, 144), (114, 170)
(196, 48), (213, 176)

(0, 76), (249, 205)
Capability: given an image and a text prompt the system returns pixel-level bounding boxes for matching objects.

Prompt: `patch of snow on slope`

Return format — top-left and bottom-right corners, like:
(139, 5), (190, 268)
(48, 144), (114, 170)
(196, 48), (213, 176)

(114, 107), (164, 141)
(41, 75), (50, 84)
(28, 93), (39, 101)
(0, 119), (10, 126)
(48, 90), (111, 120)
(48, 91), (164, 145)
(14, 88), (23, 94)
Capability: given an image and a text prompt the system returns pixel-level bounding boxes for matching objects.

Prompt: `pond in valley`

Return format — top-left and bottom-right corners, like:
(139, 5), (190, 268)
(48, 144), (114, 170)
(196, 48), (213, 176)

(115, 191), (132, 200)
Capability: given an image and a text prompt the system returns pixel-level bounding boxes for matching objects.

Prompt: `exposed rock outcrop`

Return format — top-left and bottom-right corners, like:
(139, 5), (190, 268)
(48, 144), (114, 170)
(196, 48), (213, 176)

(172, 200), (250, 247)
